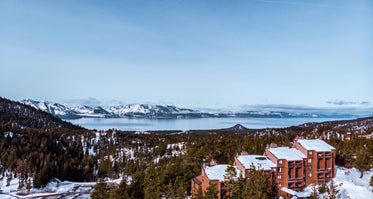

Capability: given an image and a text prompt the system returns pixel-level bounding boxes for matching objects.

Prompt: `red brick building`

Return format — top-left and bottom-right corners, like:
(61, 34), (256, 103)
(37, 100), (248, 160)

(191, 164), (240, 199)
(234, 153), (276, 178)
(191, 138), (336, 199)
(293, 138), (336, 186)
(265, 145), (307, 192)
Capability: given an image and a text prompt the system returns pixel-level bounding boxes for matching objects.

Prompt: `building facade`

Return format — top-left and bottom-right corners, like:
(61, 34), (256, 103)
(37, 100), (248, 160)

(191, 163), (240, 199)
(191, 138), (336, 199)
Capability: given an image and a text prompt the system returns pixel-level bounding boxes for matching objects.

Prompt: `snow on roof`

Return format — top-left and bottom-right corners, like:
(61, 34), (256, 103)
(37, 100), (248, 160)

(237, 155), (276, 170)
(297, 139), (335, 151)
(268, 147), (306, 161)
(281, 187), (297, 196)
(204, 164), (240, 181)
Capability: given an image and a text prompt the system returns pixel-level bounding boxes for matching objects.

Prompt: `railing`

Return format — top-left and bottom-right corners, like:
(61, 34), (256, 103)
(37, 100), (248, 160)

(295, 162), (303, 167)
(318, 176), (332, 181)
(317, 168), (332, 174)
(294, 187), (303, 191)
(318, 153), (332, 158)
(288, 178), (303, 183)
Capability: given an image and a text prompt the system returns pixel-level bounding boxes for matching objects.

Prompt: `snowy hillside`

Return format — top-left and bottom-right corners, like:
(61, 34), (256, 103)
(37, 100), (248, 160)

(0, 166), (372, 198)
(280, 166), (373, 199)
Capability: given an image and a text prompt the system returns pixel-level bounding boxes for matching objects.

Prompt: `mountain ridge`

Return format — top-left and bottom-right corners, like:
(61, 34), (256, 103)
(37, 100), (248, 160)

(20, 99), (372, 120)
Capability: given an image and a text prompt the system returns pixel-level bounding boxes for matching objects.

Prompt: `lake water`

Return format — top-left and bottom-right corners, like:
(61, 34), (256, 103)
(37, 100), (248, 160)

(66, 117), (355, 131)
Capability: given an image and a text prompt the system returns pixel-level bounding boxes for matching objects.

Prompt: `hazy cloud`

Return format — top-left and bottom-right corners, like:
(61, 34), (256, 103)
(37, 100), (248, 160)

(66, 98), (103, 106)
(326, 100), (371, 106)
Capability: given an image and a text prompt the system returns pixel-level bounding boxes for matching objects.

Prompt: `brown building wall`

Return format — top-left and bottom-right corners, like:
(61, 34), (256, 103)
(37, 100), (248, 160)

(190, 167), (224, 199)
(294, 139), (336, 186)
(234, 156), (247, 178)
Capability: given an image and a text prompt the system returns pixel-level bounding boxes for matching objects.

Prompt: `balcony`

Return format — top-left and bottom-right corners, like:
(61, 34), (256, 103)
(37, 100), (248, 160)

(288, 178), (303, 183)
(317, 168), (332, 174)
(294, 187), (303, 192)
(295, 162), (303, 167)
(318, 153), (332, 159)
(318, 176), (332, 182)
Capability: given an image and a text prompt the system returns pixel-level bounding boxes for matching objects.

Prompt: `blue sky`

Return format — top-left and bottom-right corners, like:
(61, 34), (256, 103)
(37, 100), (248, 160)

(0, 0), (372, 108)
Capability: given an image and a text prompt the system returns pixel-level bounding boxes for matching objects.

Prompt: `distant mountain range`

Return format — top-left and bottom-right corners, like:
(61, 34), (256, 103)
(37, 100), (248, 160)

(21, 99), (373, 120)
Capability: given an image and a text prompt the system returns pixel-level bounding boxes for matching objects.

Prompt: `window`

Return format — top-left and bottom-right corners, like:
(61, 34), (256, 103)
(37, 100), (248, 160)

(308, 173), (312, 177)
(308, 166), (312, 170)
(272, 168), (276, 172)
(278, 183), (282, 187)
(246, 170), (249, 174)
(278, 168), (282, 172)
(277, 175), (282, 179)
(279, 160), (283, 164)
(308, 151), (313, 155)
(308, 158), (312, 163)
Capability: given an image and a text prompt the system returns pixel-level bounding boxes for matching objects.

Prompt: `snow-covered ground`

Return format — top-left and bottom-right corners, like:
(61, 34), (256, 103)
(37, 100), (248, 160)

(288, 166), (373, 199)
(0, 173), (123, 199)
(334, 166), (373, 199)
(1, 166), (372, 198)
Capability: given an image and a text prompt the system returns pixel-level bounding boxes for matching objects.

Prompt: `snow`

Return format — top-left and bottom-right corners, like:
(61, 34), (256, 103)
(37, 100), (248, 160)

(0, 172), (124, 199)
(3, 131), (13, 138)
(268, 147), (306, 161)
(236, 155), (276, 170)
(204, 165), (240, 181)
(281, 187), (297, 196)
(297, 139), (335, 152)
(288, 166), (373, 199)
(333, 167), (373, 199)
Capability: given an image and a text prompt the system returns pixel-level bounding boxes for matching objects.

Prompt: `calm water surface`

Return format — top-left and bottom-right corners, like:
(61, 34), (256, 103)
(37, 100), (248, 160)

(66, 117), (355, 131)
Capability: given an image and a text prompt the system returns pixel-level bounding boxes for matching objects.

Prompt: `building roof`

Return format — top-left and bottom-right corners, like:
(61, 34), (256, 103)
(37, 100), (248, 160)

(281, 187), (311, 198)
(268, 147), (306, 161)
(297, 139), (335, 151)
(204, 164), (240, 181)
(281, 187), (297, 196)
(236, 155), (276, 170)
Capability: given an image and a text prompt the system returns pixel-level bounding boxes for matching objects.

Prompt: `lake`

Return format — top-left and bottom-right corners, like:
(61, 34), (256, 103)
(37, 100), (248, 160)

(66, 117), (356, 131)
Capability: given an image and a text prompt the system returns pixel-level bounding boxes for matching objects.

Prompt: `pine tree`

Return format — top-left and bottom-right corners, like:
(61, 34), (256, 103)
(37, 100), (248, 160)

(26, 179), (32, 193)
(223, 163), (237, 198)
(310, 185), (319, 199)
(91, 180), (110, 199)
(325, 180), (341, 199)
(318, 181), (328, 194)
(241, 164), (276, 199)
(370, 175), (373, 187)
(353, 150), (371, 178)
(204, 181), (219, 199)
(114, 178), (130, 199)
(144, 163), (161, 199)
(192, 186), (204, 199)
(231, 175), (244, 199)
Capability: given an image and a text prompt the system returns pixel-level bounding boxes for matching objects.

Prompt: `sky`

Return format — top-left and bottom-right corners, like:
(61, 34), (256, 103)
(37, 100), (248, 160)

(0, 0), (372, 108)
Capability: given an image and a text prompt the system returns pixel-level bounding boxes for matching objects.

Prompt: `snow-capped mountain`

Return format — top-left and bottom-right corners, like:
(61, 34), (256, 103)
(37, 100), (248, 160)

(107, 104), (195, 118)
(21, 99), (198, 119)
(20, 99), (372, 120)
